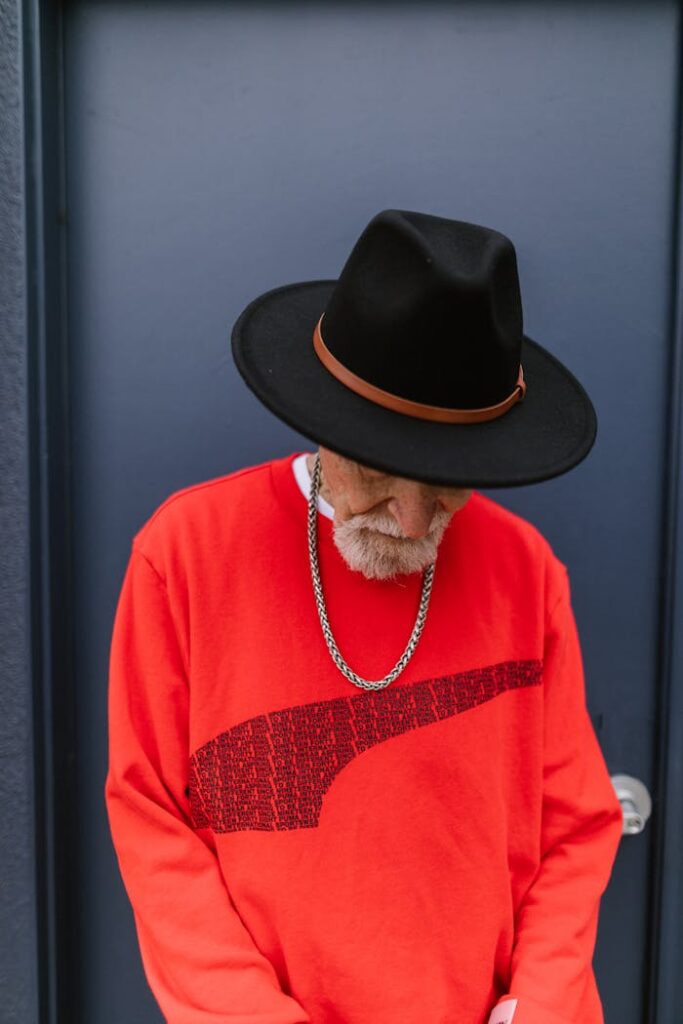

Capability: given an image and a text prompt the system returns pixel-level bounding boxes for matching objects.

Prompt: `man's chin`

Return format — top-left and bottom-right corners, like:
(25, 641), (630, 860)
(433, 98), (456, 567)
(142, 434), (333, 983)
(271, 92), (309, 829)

(332, 535), (438, 580)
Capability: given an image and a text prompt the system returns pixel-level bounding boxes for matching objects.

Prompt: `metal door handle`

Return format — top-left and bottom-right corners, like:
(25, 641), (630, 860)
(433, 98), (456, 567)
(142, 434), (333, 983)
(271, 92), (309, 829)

(610, 774), (652, 835)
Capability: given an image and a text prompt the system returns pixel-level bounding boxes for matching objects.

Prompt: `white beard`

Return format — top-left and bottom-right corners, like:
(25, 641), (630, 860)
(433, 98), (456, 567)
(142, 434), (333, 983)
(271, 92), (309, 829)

(332, 506), (454, 580)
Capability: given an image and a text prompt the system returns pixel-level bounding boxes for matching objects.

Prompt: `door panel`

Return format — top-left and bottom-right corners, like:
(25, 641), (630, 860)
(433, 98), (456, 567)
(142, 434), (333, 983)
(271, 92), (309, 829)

(64, 3), (678, 1021)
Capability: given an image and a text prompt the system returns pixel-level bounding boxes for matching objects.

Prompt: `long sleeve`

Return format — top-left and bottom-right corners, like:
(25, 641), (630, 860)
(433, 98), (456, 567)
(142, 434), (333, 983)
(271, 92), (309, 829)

(487, 562), (623, 1024)
(104, 543), (311, 1024)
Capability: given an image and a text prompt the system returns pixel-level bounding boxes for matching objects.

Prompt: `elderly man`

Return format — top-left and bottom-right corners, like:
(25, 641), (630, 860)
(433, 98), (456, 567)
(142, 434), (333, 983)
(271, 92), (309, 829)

(105, 209), (623, 1024)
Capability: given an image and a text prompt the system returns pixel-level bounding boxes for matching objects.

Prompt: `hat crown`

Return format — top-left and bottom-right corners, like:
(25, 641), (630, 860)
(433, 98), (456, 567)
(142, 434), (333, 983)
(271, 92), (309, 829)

(322, 209), (524, 409)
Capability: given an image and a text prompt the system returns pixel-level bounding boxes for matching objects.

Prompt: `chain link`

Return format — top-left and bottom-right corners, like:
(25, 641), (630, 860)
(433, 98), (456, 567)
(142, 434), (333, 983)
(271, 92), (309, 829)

(307, 451), (435, 690)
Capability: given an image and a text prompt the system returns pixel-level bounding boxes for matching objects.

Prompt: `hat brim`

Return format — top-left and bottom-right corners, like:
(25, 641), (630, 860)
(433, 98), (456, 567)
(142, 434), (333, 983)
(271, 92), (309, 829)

(231, 280), (597, 488)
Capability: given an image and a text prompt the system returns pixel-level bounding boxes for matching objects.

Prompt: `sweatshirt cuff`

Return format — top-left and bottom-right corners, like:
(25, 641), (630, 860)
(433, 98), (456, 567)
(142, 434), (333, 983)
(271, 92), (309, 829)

(487, 993), (575, 1024)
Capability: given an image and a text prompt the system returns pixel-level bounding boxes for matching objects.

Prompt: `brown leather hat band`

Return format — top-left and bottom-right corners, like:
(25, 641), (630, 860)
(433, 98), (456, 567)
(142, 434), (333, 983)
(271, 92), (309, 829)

(313, 314), (526, 424)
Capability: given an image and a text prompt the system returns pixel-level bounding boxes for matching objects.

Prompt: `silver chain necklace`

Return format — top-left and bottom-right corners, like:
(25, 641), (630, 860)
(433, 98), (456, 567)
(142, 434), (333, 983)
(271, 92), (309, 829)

(307, 451), (436, 691)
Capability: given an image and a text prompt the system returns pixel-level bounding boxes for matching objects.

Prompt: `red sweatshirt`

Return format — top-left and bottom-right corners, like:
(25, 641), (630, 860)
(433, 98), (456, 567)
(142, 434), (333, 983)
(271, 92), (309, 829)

(105, 450), (623, 1024)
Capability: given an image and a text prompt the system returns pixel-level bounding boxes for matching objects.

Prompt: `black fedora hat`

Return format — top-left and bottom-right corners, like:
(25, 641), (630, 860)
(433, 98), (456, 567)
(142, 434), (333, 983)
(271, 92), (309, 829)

(230, 208), (597, 488)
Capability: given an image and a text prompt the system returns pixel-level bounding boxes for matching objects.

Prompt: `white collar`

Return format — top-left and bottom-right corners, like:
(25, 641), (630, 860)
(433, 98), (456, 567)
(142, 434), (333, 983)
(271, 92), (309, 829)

(292, 453), (335, 520)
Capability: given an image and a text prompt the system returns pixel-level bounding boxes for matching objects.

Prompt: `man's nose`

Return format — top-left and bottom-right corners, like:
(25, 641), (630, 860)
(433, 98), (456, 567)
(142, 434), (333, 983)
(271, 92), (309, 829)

(386, 488), (439, 539)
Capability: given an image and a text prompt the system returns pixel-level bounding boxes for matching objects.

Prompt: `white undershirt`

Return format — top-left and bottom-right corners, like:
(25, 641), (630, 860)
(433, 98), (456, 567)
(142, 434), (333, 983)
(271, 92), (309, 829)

(292, 452), (335, 520)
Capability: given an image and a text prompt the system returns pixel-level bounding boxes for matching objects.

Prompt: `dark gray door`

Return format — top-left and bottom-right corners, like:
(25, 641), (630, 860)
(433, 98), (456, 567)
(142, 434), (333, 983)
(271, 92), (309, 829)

(61, 3), (681, 1022)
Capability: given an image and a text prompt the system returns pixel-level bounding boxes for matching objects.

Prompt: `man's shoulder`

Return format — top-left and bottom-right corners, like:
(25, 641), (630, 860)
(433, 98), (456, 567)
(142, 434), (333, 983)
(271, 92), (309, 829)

(463, 490), (567, 600)
(466, 490), (553, 555)
(130, 453), (285, 568)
